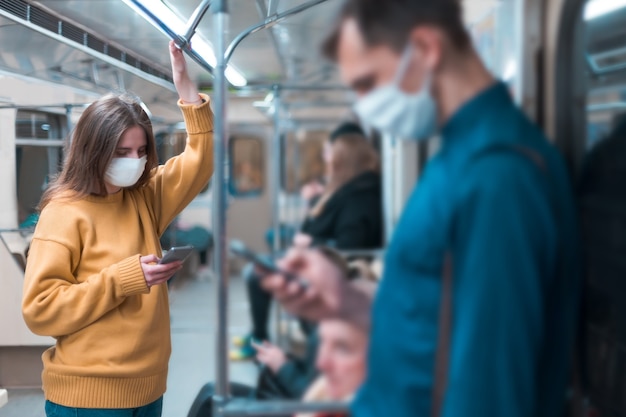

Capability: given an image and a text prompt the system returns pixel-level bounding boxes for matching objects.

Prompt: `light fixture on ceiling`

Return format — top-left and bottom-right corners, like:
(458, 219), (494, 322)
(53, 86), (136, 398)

(584, 0), (626, 20)
(121, 0), (247, 87)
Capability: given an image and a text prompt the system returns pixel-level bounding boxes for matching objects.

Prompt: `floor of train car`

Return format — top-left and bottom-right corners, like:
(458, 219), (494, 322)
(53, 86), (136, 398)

(1, 267), (259, 417)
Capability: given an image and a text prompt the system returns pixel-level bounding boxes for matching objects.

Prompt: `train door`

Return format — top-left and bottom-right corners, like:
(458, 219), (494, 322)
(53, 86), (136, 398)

(0, 108), (65, 387)
(547, 0), (626, 414)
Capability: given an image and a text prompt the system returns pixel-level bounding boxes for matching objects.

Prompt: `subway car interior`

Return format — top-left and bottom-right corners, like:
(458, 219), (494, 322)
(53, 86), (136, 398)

(0, 0), (626, 416)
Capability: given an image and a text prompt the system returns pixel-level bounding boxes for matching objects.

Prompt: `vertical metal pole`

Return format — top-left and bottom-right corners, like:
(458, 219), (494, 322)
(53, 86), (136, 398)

(271, 88), (284, 345)
(65, 105), (73, 139)
(291, 130), (301, 239)
(271, 87), (282, 258)
(212, 0), (230, 413)
(382, 134), (396, 245)
(395, 141), (406, 219)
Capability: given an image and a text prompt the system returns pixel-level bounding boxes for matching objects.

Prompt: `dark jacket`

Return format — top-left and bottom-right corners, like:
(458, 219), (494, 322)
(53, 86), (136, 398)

(301, 171), (383, 250)
(267, 172), (382, 400)
(274, 321), (319, 399)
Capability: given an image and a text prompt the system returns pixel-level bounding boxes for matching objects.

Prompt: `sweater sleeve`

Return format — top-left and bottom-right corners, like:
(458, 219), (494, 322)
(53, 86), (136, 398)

(441, 153), (556, 417)
(150, 94), (214, 234)
(22, 238), (148, 337)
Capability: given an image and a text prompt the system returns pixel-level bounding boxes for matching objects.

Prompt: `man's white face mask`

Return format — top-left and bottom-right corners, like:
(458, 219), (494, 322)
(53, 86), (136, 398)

(105, 155), (147, 188)
(354, 46), (438, 141)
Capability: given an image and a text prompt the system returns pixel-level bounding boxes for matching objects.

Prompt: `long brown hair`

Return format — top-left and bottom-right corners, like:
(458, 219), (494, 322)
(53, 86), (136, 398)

(39, 93), (158, 209)
(309, 133), (379, 217)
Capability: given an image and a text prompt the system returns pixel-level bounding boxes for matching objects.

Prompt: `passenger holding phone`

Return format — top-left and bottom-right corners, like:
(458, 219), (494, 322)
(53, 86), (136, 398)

(21, 41), (213, 417)
(263, 1), (581, 416)
(231, 125), (383, 364)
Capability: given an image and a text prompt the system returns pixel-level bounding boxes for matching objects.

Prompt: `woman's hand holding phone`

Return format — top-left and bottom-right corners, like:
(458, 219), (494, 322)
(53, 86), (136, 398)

(140, 254), (182, 288)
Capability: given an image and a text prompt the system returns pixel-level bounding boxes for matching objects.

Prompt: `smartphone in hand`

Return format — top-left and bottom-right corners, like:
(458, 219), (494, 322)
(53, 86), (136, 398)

(159, 245), (194, 264)
(229, 240), (307, 287)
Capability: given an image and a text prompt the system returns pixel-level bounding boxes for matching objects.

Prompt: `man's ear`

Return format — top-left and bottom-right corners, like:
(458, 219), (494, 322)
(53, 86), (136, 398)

(408, 26), (443, 72)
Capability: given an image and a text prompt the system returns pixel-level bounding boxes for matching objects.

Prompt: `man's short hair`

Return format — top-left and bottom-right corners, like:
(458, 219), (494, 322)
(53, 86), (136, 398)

(322, 0), (470, 61)
(330, 121), (366, 142)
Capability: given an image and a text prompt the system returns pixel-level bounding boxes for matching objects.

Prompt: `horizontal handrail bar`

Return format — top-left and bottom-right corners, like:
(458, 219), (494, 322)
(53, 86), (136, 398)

(221, 399), (349, 417)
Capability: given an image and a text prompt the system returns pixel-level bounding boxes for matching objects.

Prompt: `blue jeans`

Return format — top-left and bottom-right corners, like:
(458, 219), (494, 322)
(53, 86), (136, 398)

(45, 397), (162, 417)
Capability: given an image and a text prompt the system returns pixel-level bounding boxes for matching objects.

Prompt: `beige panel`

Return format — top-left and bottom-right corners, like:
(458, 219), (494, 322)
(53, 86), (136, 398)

(0, 108), (17, 230)
(0, 346), (48, 388)
(0, 244), (54, 347)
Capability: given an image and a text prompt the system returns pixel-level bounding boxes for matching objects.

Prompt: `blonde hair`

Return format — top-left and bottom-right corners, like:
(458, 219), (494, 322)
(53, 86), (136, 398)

(39, 93), (158, 209)
(309, 133), (379, 217)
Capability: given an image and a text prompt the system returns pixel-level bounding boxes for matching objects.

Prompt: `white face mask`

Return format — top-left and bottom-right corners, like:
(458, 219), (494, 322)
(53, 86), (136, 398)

(104, 155), (147, 188)
(354, 47), (438, 141)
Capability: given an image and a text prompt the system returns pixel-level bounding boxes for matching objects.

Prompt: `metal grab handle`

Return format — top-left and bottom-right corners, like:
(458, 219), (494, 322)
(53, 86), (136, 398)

(221, 399), (350, 417)
(224, 0), (329, 63)
(180, 0), (212, 49)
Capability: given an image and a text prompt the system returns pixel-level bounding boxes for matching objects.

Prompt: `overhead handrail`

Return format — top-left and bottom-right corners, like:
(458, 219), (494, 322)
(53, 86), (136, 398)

(181, 0), (212, 49)
(224, 0), (330, 63)
(267, 0), (279, 18)
(127, 0), (214, 77)
(254, 0), (289, 78)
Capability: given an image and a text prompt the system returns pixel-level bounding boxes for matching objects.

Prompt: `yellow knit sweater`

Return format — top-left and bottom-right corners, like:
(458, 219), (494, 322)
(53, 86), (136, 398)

(22, 95), (213, 409)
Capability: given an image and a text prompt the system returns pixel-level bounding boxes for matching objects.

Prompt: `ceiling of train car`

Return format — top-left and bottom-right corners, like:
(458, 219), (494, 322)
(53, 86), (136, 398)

(0, 0), (513, 124)
(34, 0), (343, 89)
(33, 0), (499, 89)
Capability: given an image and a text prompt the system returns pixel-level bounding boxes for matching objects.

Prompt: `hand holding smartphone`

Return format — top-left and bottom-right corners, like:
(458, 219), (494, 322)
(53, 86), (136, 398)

(229, 240), (307, 288)
(159, 245), (194, 264)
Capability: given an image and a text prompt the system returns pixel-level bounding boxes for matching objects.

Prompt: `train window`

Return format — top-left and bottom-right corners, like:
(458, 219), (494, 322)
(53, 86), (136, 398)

(15, 110), (65, 227)
(156, 129), (211, 193)
(583, 0), (626, 149)
(469, 0), (521, 97)
(282, 130), (326, 194)
(156, 130), (187, 163)
(229, 135), (264, 197)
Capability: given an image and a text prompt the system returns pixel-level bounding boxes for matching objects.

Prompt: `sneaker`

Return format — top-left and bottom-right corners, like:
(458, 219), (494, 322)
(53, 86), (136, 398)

(231, 334), (251, 348)
(229, 342), (256, 361)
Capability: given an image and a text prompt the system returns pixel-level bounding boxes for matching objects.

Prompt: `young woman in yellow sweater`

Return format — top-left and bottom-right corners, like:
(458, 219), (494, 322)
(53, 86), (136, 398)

(21, 41), (213, 417)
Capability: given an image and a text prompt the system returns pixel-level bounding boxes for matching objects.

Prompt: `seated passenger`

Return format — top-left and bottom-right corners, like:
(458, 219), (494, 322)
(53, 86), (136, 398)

(232, 122), (382, 370)
(187, 265), (375, 417)
(187, 318), (368, 417)
(294, 315), (370, 417)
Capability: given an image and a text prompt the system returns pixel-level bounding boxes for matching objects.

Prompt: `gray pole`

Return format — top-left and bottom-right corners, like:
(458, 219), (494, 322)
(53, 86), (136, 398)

(212, 0), (230, 413)
(65, 105), (73, 138)
(382, 134), (396, 244)
(270, 88), (283, 344)
(271, 87), (282, 258)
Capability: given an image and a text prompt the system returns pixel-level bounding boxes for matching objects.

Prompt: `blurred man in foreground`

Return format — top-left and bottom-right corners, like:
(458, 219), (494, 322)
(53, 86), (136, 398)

(262, 0), (581, 416)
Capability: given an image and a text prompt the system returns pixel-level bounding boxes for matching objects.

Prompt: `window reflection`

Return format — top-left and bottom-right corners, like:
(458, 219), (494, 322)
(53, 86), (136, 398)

(282, 130), (326, 194)
(229, 135), (264, 197)
(15, 110), (64, 227)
